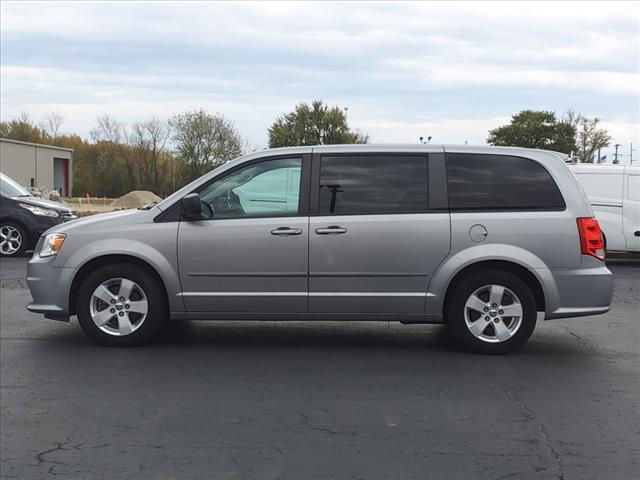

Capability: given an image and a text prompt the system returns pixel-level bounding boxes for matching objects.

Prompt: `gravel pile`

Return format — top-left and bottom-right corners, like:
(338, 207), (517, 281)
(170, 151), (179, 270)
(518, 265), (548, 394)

(109, 190), (162, 209)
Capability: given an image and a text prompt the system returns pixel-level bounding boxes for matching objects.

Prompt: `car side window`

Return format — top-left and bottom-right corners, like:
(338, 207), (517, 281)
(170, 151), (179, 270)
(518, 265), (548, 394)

(199, 157), (302, 219)
(446, 153), (566, 211)
(318, 155), (429, 215)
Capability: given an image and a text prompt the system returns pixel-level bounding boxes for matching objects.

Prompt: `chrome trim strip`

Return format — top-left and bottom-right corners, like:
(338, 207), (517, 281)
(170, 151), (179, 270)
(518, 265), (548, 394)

(311, 292), (428, 297)
(188, 272), (426, 277)
(178, 292), (306, 297)
(188, 272), (307, 277)
(178, 291), (429, 297)
(311, 273), (427, 277)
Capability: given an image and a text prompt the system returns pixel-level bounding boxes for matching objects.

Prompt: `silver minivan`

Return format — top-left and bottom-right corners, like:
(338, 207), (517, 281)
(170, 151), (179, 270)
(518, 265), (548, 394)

(26, 145), (613, 353)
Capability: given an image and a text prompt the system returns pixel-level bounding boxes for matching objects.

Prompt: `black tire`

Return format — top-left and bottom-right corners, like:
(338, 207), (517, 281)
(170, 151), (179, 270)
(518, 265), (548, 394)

(446, 269), (537, 354)
(76, 263), (167, 346)
(0, 222), (28, 257)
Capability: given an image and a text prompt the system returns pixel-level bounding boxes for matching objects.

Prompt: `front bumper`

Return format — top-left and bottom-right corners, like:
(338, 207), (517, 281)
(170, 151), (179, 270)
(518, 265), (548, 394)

(545, 258), (614, 320)
(26, 254), (75, 321)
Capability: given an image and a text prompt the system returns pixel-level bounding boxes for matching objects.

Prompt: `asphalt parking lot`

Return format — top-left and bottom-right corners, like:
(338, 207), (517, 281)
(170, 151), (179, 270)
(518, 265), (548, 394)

(1, 256), (638, 480)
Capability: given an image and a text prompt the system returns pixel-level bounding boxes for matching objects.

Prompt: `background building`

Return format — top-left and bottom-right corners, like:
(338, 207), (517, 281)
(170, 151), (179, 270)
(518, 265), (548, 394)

(0, 138), (73, 196)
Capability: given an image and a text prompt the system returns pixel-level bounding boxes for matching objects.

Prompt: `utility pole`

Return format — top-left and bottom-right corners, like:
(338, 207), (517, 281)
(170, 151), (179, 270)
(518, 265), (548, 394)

(630, 143), (635, 165)
(613, 144), (621, 164)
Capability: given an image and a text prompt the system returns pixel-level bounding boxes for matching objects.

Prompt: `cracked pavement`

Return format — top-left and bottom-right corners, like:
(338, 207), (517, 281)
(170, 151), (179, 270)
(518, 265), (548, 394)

(1, 256), (638, 479)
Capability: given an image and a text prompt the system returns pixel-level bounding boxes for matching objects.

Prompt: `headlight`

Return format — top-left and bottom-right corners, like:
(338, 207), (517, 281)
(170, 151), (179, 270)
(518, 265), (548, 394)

(40, 233), (66, 257)
(19, 203), (59, 218)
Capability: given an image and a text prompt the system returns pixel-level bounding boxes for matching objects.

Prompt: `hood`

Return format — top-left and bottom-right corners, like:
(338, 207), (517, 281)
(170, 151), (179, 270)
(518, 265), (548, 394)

(14, 196), (71, 212)
(48, 208), (144, 235)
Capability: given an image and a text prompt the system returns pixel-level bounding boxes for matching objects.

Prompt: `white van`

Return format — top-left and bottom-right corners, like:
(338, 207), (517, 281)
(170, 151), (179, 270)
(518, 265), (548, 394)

(569, 164), (640, 252)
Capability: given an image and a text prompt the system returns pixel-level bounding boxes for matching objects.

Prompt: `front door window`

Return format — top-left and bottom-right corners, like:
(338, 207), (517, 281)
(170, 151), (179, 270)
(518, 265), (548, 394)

(199, 157), (302, 219)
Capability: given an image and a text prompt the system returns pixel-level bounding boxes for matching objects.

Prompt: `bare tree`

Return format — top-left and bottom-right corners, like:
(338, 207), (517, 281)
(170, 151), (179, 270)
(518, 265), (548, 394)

(562, 109), (581, 129)
(562, 110), (612, 162)
(90, 114), (122, 143)
(575, 116), (612, 163)
(41, 112), (65, 140)
(125, 117), (171, 194)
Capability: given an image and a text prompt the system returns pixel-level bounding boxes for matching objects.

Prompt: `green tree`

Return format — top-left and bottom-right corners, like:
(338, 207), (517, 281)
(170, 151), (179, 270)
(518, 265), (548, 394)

(268, 100), (369, 148)
(171, 110), (244, 184)
(487, 110), (576, 154)
(0, 112), (45, 143)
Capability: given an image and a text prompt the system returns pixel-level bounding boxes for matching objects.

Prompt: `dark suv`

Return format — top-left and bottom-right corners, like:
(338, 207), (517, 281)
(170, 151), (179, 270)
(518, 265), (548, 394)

(0, 172), (76, 257)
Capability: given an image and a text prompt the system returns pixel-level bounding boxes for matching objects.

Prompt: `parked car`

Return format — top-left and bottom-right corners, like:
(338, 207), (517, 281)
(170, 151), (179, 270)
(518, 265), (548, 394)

(25, 145), (613, 353)
(0, 172), (77, 257)
(568, 164), (639, 252)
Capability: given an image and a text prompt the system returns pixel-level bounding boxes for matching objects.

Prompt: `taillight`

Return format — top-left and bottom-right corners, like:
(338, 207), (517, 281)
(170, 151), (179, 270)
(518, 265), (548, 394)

(577, 217), (605, 261)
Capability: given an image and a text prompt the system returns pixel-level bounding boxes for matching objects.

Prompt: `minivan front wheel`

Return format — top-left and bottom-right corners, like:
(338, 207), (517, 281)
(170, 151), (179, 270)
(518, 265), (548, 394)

(447, 270), (537, 354)
(76, 263), (167, 346)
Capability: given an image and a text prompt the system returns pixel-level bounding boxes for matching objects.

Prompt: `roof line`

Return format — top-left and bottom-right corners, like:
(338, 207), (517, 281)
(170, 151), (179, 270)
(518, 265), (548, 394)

(0, 138), (74, 152)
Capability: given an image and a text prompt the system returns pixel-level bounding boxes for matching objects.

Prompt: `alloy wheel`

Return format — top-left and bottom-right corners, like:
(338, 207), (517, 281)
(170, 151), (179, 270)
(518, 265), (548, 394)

(463, 284), (523, 343)
(89, 278), (148, 336)
(0, 225), (22, 255)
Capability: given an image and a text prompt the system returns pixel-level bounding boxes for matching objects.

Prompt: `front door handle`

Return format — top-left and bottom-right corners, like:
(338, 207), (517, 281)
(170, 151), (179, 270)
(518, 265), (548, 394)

(270, 227), (303, 236)
(315, 226), (347, 235)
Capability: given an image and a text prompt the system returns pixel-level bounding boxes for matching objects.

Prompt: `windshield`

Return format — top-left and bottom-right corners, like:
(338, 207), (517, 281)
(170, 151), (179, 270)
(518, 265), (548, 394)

(0, 173), (30, 197)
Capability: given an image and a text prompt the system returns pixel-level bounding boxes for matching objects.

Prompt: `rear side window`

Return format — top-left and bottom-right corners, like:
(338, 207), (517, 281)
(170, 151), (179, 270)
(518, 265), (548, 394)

(318, 155), (428, 215)
(446, 153), (565, 211)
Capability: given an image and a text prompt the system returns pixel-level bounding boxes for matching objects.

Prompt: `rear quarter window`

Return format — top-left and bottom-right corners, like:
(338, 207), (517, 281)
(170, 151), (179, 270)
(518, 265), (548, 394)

(446, 153), (566, 211)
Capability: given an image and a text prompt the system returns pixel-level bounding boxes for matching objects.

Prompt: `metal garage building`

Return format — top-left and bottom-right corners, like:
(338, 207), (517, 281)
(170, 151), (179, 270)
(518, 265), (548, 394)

(0, 138), (73, 197)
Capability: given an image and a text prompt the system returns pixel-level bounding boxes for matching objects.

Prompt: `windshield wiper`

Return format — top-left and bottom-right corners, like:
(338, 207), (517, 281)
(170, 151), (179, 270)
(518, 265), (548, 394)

(138, 202), (157, 210)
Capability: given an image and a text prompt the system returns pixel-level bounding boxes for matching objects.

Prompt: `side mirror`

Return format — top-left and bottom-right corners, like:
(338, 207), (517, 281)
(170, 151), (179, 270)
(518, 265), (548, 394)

(181, 193), (202, 219)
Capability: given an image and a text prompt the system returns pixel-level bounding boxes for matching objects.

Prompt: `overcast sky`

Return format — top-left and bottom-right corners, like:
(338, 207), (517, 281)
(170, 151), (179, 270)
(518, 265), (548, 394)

(1, 1), (639, 160)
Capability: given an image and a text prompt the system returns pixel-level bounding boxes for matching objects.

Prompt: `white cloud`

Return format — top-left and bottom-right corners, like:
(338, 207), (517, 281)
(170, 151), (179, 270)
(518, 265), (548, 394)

(388, 61), (639, 96)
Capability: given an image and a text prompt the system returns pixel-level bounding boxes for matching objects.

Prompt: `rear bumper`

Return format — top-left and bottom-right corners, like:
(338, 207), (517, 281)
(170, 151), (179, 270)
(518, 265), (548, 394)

(26, 254), (74, 321)
(545, 258), (614, 320)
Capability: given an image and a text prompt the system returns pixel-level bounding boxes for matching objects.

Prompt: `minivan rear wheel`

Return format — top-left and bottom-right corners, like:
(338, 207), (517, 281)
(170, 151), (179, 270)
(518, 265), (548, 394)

(76, 263), (167, 346)
(446, 269), (537, 354)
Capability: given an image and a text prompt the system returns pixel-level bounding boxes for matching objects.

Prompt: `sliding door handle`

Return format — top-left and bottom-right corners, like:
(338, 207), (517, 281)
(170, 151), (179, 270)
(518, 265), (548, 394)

(315, 226), (347, 235)
(271, 227), (303, 236)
